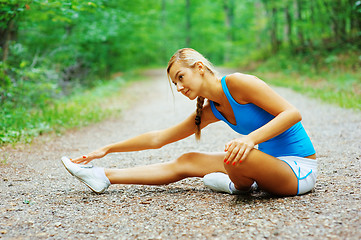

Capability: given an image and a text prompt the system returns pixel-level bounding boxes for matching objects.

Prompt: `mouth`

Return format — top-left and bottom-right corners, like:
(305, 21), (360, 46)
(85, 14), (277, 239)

(183, 89), (190, 96)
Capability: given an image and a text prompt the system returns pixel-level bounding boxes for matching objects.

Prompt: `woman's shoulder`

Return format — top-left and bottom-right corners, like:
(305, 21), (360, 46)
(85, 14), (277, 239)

(225, 72), (261, 87)
(225, 73), (265, 101)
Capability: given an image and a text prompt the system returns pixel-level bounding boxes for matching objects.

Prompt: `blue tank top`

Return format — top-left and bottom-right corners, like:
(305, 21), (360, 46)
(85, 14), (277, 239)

(209, 76), (316, 158)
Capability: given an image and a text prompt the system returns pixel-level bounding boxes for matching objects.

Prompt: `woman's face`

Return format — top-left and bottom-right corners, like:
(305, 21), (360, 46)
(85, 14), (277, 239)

(168, 61), (204, 100)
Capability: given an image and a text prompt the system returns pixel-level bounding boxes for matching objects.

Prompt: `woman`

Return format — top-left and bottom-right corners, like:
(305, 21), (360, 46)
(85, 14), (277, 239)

(62, 48), (317, 196)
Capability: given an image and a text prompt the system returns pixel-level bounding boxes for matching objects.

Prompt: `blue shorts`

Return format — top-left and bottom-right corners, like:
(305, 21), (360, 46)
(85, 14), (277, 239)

(278, 156), (318, 195)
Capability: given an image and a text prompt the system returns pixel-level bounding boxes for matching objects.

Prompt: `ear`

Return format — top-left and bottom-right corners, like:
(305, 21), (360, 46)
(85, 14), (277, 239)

(195, 61), (205, 75)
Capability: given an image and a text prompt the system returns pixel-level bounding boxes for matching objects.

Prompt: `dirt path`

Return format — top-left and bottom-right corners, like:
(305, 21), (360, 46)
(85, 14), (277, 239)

(1, 69), (360, 239)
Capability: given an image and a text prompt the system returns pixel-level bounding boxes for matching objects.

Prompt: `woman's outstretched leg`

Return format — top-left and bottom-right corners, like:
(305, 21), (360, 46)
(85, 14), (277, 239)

(62, 152), (226, 193)
(106, 152), (226, 185)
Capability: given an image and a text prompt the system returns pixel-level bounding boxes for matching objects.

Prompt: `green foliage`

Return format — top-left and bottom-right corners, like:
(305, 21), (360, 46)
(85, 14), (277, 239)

(0, 76), (128, 145)
(259, 70), (361, 110)
(0, 0), (360, 145)
(253, 49), (361, 110)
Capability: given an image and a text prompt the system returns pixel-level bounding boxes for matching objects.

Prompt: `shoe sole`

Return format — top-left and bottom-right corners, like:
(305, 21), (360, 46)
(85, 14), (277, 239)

(61, 159), (105, 194)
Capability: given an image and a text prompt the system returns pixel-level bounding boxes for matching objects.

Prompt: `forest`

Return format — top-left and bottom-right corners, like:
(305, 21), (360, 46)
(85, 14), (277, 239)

(1, 0), (360, 145)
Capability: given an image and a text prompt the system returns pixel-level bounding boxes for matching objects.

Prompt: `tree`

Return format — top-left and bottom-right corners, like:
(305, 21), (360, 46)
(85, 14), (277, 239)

(261, 0), (281, 53)
(284, 1), (293, 48)
(223, 0), (235, 62)
(0, 1), (29, 62)
(185, 0), (191, 46)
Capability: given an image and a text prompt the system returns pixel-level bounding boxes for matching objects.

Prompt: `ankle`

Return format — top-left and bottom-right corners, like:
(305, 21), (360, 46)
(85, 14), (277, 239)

(234, 185), (251, 192)
(94, 167), (111, 185)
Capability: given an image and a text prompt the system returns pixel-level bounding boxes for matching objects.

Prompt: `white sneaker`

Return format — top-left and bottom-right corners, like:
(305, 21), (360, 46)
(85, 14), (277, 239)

(203, 172), (234, 194)
(61, 156), (110, 194)
(203, 172), (258, 195)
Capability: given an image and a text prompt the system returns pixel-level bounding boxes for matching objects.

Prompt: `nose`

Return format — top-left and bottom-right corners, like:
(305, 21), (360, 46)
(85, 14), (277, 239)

(176, 82), (184, 92)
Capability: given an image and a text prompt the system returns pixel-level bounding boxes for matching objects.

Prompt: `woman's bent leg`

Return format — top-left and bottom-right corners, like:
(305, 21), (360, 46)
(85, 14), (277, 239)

(224, 149), (298, 196)
(106, 152), (226, 185)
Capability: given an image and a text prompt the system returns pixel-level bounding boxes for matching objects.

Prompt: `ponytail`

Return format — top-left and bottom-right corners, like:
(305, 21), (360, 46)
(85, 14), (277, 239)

(195, 96), (205, 141)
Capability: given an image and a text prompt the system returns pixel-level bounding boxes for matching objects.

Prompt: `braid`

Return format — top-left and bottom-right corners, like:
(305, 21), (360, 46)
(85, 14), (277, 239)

(195, 96), (205, 141)
(166, 48), (216, 141)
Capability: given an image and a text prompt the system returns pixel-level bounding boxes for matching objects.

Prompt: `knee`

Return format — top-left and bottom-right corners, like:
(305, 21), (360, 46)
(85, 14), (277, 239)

(173, 152), (199, 176)
(223, 149), (259, 172)
(174, 152), (198, 167)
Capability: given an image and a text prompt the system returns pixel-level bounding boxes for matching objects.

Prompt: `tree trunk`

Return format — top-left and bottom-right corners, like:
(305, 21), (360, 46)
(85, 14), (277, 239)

(1, 18), (15, 62)
(185, 0), (191, 47)
(349, 0), (357, 37)
(338, 0), (347, 42)
(270, 7), (279, 53)
(295, 0), (305, 48)
(356, 0), (361, 36)
(324, 0), (345, 43)
(352, 0), (361, 39)
(161, 0), (168, 62)
(223, 0), (235, 62)
(284, 4), (293, 48)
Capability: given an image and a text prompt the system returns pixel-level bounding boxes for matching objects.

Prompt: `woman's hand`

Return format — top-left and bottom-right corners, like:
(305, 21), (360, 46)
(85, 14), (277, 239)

(71, 148), (107, 165)
(224, 136), (255, 166)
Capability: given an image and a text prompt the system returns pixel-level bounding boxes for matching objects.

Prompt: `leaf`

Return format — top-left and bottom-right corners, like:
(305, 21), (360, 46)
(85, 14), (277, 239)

(87, 2), (97, 7)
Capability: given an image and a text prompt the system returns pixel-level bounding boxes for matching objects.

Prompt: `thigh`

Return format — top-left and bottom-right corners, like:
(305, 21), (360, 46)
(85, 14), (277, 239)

(176, 152), (226, 177)
(225, 149), (298, 196)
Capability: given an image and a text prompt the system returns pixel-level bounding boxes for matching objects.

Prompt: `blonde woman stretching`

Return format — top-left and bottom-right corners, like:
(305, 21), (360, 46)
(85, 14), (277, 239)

(62, 48), (317, 196)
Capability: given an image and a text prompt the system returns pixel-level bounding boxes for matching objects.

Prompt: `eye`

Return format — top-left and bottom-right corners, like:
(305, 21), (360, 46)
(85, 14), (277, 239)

(179, 75), (183, 81)
(172, 81), (177, 86)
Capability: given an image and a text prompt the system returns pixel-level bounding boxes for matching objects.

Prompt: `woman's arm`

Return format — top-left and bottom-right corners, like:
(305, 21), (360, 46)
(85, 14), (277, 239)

(224, 73), (302, 164)
(72, 102), (218, 164)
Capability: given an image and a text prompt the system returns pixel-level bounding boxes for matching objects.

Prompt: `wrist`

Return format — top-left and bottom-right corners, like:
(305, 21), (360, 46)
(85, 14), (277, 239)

(246, 133), (258, 146)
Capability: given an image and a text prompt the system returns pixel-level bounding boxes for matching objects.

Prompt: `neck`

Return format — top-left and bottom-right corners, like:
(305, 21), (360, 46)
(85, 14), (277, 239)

(199, 73), (225, 104)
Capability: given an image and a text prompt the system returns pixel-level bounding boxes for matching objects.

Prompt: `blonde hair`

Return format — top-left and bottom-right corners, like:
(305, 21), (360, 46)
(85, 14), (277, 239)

(167, 48), (217, 140)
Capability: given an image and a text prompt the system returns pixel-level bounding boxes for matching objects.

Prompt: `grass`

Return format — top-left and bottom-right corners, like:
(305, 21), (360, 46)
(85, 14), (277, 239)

(256, 71), (361, 110)
(234, 48), (361, 110)
(0, 70), (145, 146)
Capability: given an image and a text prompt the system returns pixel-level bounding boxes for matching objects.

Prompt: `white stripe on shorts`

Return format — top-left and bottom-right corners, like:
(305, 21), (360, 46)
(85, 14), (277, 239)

(278, 156), (318, 195)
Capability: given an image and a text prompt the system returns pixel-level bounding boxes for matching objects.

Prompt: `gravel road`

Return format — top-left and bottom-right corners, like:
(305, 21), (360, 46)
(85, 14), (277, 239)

(1, 69), (360, 239)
